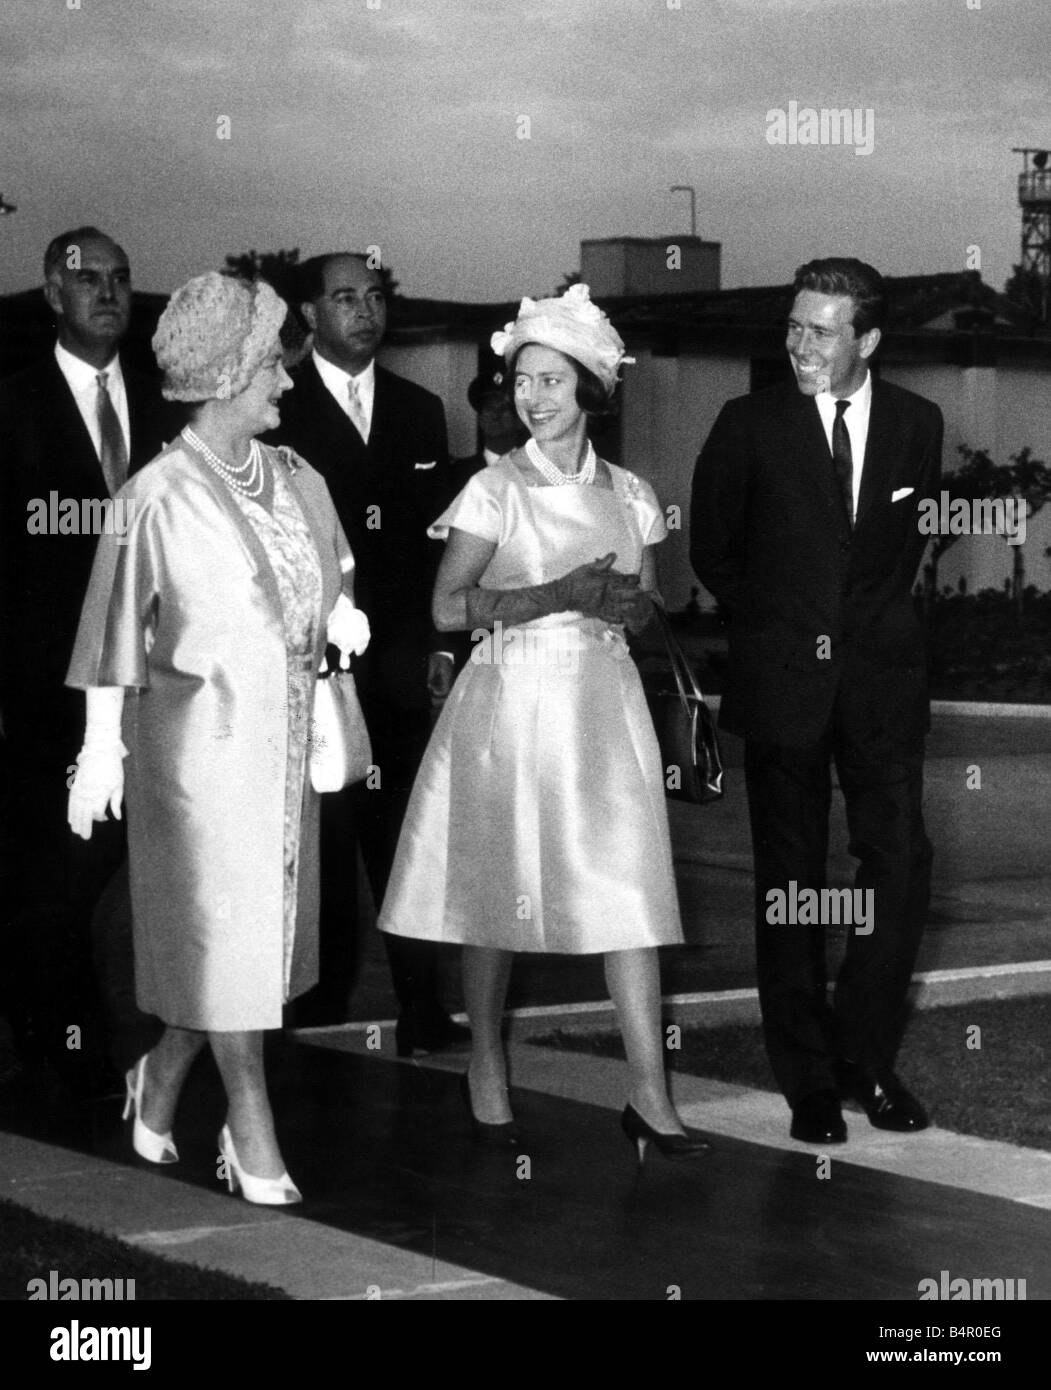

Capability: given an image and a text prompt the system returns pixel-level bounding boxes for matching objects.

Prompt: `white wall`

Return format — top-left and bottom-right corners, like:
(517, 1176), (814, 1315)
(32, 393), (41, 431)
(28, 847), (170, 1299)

(883, 361), (1051, 596)
(378, 340), (479, 457)
(620, 350), (749, 609)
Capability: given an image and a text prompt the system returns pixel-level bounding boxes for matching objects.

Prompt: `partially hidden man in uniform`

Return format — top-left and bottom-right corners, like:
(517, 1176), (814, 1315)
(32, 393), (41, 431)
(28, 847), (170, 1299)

(0, 227), (175, 1099)
(690, 258), (943, 1145)
(270, 252), (468, 1052)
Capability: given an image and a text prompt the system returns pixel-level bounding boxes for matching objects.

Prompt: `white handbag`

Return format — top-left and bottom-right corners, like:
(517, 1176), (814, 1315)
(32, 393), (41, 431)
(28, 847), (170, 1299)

(309, 671), (372, 793)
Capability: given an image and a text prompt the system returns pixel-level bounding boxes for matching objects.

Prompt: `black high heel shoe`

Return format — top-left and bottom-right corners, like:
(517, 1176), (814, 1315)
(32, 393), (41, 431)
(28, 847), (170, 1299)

(460, 1073), (520, 1148)
(621, 1104), (712, 1164)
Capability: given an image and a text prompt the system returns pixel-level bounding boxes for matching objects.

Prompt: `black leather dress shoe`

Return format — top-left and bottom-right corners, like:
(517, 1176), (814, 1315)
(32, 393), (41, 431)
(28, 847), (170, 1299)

(841, 1066), (929, 1132)
(395, 1008), (472, 1058)
(790, 1089), (848, 1144)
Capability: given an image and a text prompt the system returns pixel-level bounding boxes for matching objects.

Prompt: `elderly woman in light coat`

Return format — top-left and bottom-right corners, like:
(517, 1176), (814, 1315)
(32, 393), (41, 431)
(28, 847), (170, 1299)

(67, 273), (369, 1203)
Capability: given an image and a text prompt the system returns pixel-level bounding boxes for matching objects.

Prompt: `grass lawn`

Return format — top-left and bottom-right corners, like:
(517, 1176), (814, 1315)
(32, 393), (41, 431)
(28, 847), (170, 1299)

(533, 996), (1051, 1151)
(0, 1197), (291, 1301)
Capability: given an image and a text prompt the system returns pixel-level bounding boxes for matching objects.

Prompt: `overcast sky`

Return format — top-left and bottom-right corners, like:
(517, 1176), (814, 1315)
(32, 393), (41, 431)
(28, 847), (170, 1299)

(3, 0), (1047, 302)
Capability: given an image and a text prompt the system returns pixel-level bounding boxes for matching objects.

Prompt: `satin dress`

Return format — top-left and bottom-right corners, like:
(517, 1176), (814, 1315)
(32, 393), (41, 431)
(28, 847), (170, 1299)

(67, 441), (352, 1030)
(378, 452), (684, 954)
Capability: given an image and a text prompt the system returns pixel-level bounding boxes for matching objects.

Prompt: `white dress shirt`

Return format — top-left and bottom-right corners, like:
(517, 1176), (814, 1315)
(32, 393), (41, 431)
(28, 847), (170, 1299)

(54, 342), (130, 461)
(312, 349), (375, 439)
(814, 371), (872, 522)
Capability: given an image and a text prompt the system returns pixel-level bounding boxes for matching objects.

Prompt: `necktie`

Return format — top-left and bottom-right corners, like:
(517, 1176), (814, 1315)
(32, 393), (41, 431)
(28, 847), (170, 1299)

(96, 372), (128, 496)
(831, 399), (854, 527)
(347, 376), (369, 442)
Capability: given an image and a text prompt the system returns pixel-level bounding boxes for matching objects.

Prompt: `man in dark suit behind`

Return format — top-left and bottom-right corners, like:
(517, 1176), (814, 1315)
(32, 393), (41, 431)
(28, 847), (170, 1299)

(690, 258), (942, 1145)
(271, 252), (468, 1053)
(0, 227), (176, 1096)
(439, 354), (528, 676)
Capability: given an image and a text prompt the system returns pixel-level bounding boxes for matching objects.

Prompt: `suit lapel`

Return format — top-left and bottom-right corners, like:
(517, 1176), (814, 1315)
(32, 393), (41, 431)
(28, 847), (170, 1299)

(123, 363), (165, 470)
(302, 358), (369, 467)
(778, 388), (850, 535)
(42, 358), (110, 497)
(366, 367), (396, 471)
(856, 381), (899, 525)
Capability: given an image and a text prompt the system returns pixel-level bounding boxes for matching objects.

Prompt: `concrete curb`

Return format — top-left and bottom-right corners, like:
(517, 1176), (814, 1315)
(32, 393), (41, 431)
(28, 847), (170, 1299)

(295, 959), (1051, 1044)
(703, 694), (1051, 718)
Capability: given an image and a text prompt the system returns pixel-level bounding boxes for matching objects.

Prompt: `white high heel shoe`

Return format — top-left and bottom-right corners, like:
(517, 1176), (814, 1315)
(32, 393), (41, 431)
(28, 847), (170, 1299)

(218, 1124), (301, 1206)
(122, 1055), (179, 1164)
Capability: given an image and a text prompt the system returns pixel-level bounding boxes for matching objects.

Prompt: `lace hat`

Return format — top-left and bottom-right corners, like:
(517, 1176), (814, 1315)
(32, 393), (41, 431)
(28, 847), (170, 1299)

(153, 272), (287, 402)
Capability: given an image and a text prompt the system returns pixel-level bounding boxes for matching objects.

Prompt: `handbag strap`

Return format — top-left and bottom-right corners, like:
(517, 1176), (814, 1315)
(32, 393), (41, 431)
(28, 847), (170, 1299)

(653, 599), (708, 708)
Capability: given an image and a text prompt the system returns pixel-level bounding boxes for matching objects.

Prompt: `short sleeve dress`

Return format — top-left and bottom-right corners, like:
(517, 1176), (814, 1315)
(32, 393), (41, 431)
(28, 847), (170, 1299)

(377, 452), (684, 954)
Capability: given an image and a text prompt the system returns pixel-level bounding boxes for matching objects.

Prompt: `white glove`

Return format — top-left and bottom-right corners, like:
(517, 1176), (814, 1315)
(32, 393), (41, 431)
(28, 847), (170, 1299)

(326, 593), (370, 669)
(68, 740), (127, 840)
(68, 686), (127, 840)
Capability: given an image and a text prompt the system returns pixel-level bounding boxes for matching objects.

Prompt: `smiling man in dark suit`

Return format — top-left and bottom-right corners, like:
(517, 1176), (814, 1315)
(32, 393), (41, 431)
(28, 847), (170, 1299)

(690, 258), (942, 1145)
(0, 226), (175, 1097)
(271, 252), (468, 1053)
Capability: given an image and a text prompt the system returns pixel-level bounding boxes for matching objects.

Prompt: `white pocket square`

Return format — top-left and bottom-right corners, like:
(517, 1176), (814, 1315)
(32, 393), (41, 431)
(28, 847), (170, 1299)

(414, 460), (437, 471)
(891, 487), (914, 502)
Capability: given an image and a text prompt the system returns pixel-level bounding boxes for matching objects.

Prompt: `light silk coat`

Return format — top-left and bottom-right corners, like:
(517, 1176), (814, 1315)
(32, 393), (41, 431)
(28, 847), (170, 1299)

(67, 441), (353, 1030)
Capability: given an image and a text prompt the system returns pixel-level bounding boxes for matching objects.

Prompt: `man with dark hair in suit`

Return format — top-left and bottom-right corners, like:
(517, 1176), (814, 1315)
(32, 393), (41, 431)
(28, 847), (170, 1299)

(690, 257), (942, 1145)
(0, 227), (176, 1099)
(271, 251), (468, 1053)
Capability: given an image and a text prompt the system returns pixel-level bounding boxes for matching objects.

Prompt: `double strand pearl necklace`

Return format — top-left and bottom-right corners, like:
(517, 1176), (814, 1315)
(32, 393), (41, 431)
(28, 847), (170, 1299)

(525, 437), (596, 487)
(183, 427), (266, 499)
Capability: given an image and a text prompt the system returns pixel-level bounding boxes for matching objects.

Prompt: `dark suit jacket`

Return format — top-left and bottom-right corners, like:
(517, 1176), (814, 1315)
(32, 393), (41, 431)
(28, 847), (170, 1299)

(269, 358), (450, 712)
(0, 354), (177, 762)
(690, 378), (943, 749)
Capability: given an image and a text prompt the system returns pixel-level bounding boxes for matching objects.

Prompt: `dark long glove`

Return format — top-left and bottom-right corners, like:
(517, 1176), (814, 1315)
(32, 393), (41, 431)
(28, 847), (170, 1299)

(617, 588), (657, 634)
(464, 553), (640, 630)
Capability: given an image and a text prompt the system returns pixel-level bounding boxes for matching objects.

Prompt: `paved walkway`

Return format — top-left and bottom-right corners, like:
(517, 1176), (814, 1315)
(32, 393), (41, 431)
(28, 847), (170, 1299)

(1, 706), (1046, 1304)
(2, 991), (1049, 1302)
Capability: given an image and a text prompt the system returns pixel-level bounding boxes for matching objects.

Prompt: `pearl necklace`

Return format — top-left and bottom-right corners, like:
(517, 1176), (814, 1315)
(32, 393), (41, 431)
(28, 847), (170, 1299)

(525, 437), (596, 487)
(183, 427), (266, 499)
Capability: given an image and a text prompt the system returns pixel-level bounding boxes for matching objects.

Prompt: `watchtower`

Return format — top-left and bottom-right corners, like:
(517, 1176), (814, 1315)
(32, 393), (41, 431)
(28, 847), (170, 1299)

(1013, 147), (1051, 321)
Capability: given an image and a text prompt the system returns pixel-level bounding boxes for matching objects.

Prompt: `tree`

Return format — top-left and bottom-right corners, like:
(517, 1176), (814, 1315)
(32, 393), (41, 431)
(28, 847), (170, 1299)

(1003, 263), (1048, 326)
(931, 445), (1051, 623)
(224, 248), (400, 302)
(223, 248), (301, 303)
(1002, 446), (1051, 617)
(921, 446), (1003, 614)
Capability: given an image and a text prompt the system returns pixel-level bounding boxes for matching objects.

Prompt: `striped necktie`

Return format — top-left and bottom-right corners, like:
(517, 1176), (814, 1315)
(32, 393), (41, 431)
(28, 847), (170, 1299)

(96, 371), (129, 495)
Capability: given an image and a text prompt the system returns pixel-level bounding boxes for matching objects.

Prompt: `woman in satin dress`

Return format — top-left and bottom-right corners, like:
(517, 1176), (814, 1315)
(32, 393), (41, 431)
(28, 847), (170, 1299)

(66, 273), (369, 1202)
(379, 285), (709, 1162)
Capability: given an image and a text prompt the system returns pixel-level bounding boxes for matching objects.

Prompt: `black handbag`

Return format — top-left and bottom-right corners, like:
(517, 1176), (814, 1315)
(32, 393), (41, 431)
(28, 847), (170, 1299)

(648, 601), (724, 803)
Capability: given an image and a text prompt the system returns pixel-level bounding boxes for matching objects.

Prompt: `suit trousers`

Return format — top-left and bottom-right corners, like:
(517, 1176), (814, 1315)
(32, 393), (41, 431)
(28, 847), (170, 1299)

(743, 691), (933, 1106)
(2, 750), (128, 1087)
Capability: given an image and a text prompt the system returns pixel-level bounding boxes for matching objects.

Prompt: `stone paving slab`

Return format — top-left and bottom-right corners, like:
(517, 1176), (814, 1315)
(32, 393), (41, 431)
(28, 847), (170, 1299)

(0, 1131), (551, 1301)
